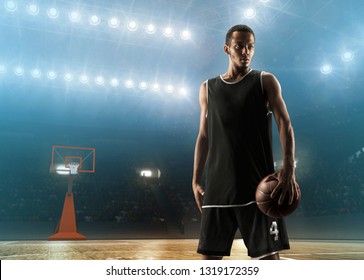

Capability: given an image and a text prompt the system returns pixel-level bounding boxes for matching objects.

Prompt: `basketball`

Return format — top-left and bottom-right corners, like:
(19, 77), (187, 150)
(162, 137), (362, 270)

(255, 174), (300, 218)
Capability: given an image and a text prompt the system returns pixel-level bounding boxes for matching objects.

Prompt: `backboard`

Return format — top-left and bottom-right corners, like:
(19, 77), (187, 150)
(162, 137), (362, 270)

(50, 145), (96, 174)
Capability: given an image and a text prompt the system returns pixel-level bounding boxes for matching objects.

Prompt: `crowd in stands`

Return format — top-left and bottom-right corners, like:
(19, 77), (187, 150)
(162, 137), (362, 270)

(1, 154), (364, 225)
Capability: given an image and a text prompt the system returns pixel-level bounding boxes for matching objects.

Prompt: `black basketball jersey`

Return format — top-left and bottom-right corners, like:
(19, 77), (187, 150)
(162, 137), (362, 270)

(203, 70), (275, 207)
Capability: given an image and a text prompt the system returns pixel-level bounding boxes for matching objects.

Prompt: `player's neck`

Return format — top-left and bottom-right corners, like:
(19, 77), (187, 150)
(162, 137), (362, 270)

(222, 67), (251, 82)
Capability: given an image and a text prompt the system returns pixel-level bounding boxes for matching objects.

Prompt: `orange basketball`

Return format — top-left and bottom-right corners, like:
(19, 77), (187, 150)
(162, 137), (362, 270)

(255, 174), (300, 218)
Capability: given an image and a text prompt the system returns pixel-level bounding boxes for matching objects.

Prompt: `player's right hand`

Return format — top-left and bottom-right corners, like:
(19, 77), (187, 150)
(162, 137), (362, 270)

(192, 183), (205, 212)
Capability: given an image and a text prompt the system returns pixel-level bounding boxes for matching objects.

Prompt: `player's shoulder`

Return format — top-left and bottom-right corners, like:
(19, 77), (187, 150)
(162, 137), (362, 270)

(261, 71), (280, 86)
(200, 75), (218, 89)
(199, 80), (207, 91)
(261, 71), (276, 79)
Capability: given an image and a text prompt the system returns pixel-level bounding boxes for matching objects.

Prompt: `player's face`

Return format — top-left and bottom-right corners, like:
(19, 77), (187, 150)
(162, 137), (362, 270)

(225, 31), (255, 69)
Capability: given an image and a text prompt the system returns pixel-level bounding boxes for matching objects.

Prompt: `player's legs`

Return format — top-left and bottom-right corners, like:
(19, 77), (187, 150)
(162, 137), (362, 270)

(197, 207), (237, 258)
(235, 204), (290, 259)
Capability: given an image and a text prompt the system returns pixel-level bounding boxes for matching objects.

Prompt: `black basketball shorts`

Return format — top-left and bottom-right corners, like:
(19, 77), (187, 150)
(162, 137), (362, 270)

(197, 203), (290, 258)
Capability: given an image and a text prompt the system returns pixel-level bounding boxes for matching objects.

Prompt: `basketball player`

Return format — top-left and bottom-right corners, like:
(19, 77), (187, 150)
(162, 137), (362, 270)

(192, 24), (300, 260)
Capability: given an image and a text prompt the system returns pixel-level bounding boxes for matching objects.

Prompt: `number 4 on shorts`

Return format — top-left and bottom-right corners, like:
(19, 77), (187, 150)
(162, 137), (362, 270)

(270, 221), (279, 241)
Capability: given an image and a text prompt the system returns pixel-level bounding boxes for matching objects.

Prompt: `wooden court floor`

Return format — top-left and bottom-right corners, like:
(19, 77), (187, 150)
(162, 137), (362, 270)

(1, 239), (364, 260)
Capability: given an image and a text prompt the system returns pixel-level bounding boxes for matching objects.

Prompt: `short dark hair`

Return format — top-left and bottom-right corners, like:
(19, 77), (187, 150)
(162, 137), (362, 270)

(225, 24), (255, 45)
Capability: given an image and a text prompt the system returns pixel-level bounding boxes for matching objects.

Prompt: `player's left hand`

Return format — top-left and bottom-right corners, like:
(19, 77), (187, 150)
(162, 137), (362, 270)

(269, 170), (300, 205)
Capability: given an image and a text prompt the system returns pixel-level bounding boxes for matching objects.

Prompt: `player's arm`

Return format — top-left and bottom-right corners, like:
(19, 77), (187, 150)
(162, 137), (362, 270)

(263, 72), (300, 204)
(192, 82), (209, 212)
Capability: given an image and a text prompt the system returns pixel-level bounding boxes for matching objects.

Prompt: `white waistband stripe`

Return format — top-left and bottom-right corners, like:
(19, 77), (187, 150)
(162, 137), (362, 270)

(202, 201), (256, 208)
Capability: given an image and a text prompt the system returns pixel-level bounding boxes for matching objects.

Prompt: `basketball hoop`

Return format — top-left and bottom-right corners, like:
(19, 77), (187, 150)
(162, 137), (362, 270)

(67, 162), (80, 175)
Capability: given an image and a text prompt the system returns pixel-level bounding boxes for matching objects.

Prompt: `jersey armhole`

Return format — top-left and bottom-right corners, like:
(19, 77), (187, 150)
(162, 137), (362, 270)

(260, 71), (272, 115)
(260, 71), (265, 93)
(205, 80), (208, 118)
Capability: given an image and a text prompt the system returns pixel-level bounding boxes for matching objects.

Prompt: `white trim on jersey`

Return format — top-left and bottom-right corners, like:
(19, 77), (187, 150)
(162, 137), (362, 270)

(219, 68), (253, 85)
(202, 201), (256, 208)
(205, 80), (208, 118)
(260, 71), (273, 116)
(260, 70), (265, 92)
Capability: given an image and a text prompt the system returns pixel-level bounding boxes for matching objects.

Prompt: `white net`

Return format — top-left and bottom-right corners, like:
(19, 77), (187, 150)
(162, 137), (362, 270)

(67, 163), (80, 175)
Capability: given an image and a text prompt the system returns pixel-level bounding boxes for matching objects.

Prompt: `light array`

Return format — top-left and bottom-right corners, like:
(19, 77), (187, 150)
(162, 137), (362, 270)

(0, 64), (188, 96)
(320, 50), (355, 75)
(3, 1), (192, 40)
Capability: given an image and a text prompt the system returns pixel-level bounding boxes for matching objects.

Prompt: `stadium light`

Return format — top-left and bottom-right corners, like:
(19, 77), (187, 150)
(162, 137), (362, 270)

(163, 27), (174, 37)
(151, 83), (160, 92)
(89, 15), (101, 26)
(13, 66), (23, 76)
(26, 4), (39, 16)
(47, 7), (59, 19)
(108, 17), (120, 28)
(127, 20), (138, 31)
(69, 11), (81, 23)
(341, 51), (354, 62)
(165, 85), (174, 93)
(2, 63), (191, 95)
(0, 65), (6, 73)
(56, 165), (70, 175)
(179, 87), (187, 96)
(64, 73), (73, 82)
(4, 0), (17, 12)
(79, 74), (89, 84)
(31, 68), (41, 78)
(95, 76), (105, 85)
(110, 78), (119, 87)
(145, 23), (156, 34)
(244, 8), (256, 19)
(139, 81), (148, 90)
(47, 71), (57, 80)
(125, 79), (134, 88)
(320, 64), (332, 75)
(137, 168), (161, 178)
(180, 29), (191, 40)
